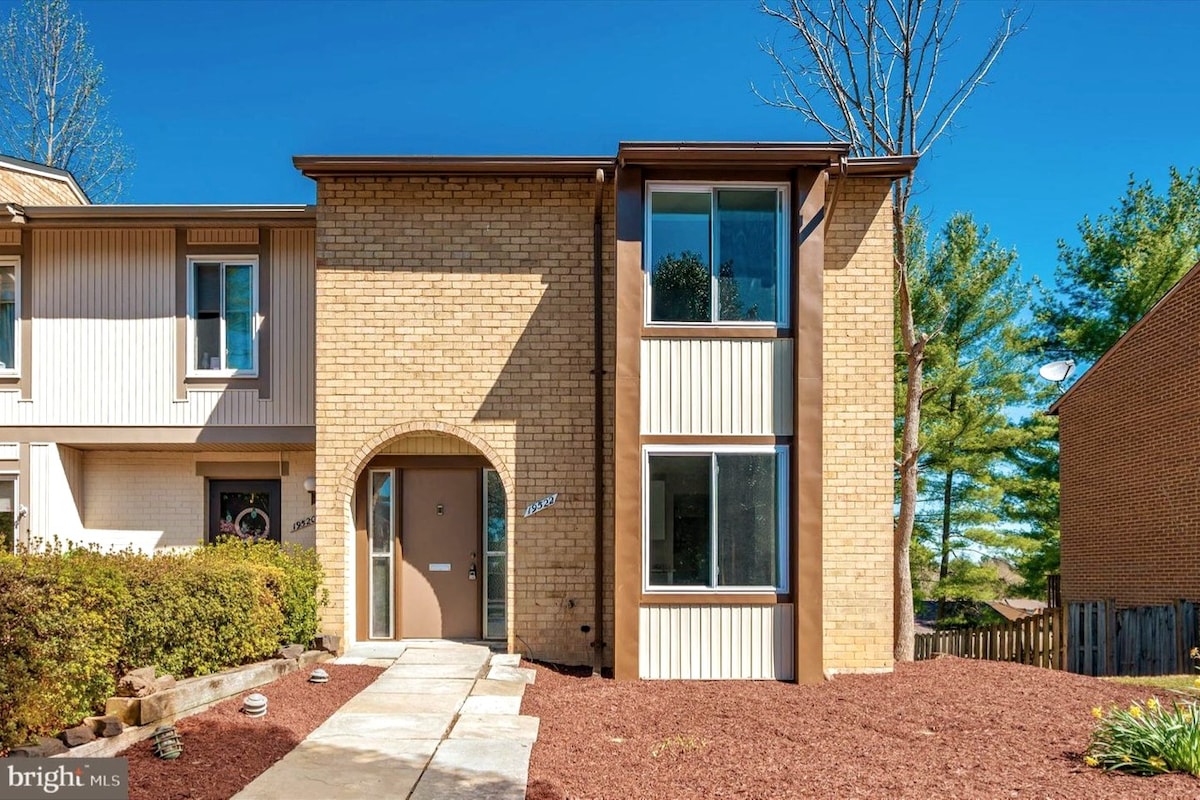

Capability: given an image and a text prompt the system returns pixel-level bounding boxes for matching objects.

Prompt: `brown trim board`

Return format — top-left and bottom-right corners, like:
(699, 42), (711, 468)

(2, 426), (315, 445)
(639, 593), (790, 606)
(195, 460), (289, 478)
(175, 233), (272, 400)
(640, 326), (792, 340)
(793, 166), (825, 684)
(613, 163), (644, 680)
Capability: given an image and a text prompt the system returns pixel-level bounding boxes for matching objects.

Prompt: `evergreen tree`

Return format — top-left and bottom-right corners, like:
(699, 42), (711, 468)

(905, 213), (1037, 619)
(1036, 167), (1200, 360)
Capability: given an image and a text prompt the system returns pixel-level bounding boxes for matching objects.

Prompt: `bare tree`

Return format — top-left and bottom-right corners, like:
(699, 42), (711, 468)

(757, 0), (1022, 660)
(0, 0), (132, 201)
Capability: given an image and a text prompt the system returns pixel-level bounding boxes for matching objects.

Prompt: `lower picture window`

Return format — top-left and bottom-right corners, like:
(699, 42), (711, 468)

(646, 448), (787, 591)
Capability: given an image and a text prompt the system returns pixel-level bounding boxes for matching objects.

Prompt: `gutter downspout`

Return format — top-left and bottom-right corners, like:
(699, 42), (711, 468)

(823, 156), (848, 226)
(592, 167), (607, 677)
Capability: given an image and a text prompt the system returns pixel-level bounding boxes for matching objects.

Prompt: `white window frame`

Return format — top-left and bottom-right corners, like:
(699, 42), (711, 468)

(0, 256), (20, 376)
(367, 468), (395, 640)
(643, 182), (790, 328)
(482, 468), (507, 641)
(642, 444), (789, 594)
(186, 256), (260, 378)
(0, 473), (17, 554)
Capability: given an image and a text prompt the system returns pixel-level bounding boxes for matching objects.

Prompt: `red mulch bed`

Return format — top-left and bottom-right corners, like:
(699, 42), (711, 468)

(522, 656), (1200, 800)
(124, 663), (383, 800)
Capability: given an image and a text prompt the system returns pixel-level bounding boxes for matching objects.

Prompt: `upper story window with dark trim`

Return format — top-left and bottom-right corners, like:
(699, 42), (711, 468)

(0, 257), (18, 374)
(187, 256), (259, 377)
(645, 183), (789, 326)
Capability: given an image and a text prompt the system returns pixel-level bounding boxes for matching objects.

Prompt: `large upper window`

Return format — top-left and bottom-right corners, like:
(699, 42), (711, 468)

(645, 446), (788, 592)
(646, 184), (788, 325)
(187, 258), (258, 376)
(0, 259), (18, 373)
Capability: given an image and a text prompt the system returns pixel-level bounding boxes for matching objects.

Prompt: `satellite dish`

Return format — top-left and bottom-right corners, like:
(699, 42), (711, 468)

(1038, 359), (1076, 384)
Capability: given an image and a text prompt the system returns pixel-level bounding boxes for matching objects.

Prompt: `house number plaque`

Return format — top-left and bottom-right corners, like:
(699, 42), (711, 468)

(523, 493), (559, 518)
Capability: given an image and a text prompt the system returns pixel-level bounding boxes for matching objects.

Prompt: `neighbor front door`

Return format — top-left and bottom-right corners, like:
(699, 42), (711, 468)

(400, 469), (481, 639)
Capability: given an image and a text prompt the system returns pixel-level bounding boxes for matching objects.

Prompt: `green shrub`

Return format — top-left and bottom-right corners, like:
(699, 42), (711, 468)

(1086, 697), (1200, 776)
(0, 540), (326, 750)
(120, 553), (284, 678)
(200, 538), (326, 647)
(0, 549), (127, 748)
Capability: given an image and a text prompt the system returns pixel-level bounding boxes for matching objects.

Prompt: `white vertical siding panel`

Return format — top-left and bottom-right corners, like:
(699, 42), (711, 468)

(0, 228), (315, 428)
(640, 339), (795, 436)
(638, 604), (796, 680)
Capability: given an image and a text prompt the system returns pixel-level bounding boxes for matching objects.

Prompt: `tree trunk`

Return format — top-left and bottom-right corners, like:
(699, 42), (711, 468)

(893, 188), (922, 662)
(936, 466), (953, 623)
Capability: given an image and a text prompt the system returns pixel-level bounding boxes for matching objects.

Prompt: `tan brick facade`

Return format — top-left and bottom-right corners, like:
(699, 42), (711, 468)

(313, 176), (615, 666)
(310, 166), (897, 675)
(822, 177), (896, 673)
(1057, 265), (1200, 608)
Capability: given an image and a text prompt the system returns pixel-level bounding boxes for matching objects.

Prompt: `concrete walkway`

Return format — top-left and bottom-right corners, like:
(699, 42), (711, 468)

(233, 641), (539, 800)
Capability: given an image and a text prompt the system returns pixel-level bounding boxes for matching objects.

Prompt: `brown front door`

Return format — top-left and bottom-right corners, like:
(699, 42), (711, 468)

(400, 469), (481, 639)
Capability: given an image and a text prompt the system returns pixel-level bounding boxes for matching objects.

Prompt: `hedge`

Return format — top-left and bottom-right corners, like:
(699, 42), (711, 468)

(0, 539), (325, 750)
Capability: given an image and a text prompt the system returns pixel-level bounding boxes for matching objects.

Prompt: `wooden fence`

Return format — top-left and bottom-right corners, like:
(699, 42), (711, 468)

(1068, 600), (1198, 677)
(914, 607), (1065, 669)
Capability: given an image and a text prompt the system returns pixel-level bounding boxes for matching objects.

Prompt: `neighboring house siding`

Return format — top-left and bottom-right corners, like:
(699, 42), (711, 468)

(822, 177), (895, 673)
(313, 175), (616, 667)
(1058, 269), (1200, 608)
(0, 227), (315, 427)
(77, 450), (315, 551)
(23, 446), (315, 551)
(0, 166), (85, 206)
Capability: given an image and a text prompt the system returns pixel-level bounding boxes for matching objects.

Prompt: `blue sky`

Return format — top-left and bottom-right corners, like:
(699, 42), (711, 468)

(8, 0), (1200, 289)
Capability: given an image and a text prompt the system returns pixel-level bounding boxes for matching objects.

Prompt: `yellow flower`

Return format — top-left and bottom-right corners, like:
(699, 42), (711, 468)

(1147, 698), (1159, 711)
(1190, 646), (1199, 659)
(1129, 705), (1143, 718)
(1084, 755), (1099, 767)
(1122, 755), (1132, 763)
(1183, 712), (1194, 723)
(1149, 756), (1166, 770)
(1193, 677), (1200, 688)
(1091, 707), (1104, 718)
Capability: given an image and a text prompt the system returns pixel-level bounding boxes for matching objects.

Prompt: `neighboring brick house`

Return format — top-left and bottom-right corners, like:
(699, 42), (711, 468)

(1052, 259), (1200, 610)
(0, 142), (912, 681)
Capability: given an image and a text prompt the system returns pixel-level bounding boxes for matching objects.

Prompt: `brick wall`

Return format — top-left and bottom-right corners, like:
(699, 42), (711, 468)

(822, 176), (896, 673)
(313, 176), (615, 666)
(81, 450), (316, 550)
(1058, 266), (1200, 608)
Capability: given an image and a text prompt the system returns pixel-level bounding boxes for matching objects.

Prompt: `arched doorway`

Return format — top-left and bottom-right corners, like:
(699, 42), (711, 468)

(347, 429), (511, 642)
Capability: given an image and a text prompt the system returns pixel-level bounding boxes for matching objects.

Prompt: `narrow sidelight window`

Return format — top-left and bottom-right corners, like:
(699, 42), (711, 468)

(483, 469), (507, 640)
(188, 258), (258, 375)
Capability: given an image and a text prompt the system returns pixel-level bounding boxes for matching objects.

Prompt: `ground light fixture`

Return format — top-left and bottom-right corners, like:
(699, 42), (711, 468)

(309, 668), (330, 684)
(1037, 359), (1076, 393)
(243, 693), (268, 717)
(151, 724), (183, 760)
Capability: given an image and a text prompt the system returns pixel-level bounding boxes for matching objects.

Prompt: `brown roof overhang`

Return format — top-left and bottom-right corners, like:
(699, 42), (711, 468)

(4, 204), (316, 226)
(618, 141), (851, 168)
(293, 155), (615, 178)
(841, 155), (920, 178)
